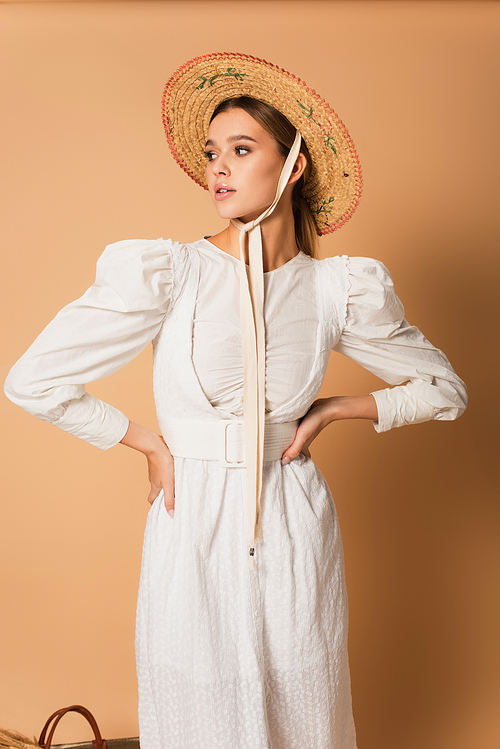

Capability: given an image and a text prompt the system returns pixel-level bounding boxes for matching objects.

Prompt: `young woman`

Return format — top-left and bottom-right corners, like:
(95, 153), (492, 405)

(4, 53), (467, 749)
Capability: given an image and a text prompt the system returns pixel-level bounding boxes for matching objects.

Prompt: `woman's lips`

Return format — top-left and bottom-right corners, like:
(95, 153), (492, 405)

(215, 191), (235, 201)
(214, 184), (236, 201)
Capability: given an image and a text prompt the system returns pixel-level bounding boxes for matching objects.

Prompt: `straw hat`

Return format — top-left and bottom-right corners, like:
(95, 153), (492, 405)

(162, 52), (362, 235)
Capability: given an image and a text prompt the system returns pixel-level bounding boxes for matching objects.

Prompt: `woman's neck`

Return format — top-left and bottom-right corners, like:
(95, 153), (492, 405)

(208, 201), (299, 273)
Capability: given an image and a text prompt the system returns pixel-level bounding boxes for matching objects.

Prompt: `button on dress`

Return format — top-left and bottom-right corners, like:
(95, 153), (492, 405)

(4, 237), (467, 749)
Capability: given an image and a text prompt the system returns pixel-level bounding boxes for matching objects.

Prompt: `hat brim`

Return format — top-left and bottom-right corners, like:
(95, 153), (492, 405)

(162, 52), (362, 235)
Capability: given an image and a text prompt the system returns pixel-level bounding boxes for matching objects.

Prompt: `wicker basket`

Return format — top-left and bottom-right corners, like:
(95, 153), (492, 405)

(0, 706), (136, 749)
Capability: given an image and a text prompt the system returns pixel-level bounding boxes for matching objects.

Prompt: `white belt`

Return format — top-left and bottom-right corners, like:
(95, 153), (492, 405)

(161, 417), (298, 468)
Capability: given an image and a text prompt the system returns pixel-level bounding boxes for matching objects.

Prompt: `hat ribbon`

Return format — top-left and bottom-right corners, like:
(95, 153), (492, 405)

(231, 131), (302, 570)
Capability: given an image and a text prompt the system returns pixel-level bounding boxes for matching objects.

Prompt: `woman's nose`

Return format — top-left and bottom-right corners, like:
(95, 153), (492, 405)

(212, 155), (230, 176)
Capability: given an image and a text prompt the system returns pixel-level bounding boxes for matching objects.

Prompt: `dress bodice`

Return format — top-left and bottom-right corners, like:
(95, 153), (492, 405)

(192, 240), (318, 416)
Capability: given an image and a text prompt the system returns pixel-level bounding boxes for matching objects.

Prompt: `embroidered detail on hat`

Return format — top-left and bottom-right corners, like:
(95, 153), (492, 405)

(196, 68), (246, 90)
(323, 136), (337, 156)
(311, 196), (335, 216)
(297, 100), (338, 157)
(296, 100), (321, 127)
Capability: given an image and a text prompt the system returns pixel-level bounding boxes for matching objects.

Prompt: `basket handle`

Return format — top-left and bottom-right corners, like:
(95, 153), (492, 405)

(38, 706), (106, 749)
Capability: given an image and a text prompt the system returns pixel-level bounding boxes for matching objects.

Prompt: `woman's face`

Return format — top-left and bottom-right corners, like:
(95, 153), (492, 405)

(204, 108), (286, 224)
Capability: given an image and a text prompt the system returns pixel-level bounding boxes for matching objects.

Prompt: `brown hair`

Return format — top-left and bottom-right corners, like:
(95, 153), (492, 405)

(209, 97), (319, 258)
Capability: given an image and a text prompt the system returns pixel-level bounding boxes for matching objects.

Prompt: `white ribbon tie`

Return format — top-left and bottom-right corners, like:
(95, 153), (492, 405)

(230, 131), (302, 570)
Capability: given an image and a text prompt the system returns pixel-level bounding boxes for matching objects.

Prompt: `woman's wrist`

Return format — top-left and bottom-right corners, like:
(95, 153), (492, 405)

(120, 420), (166, 458)
(325, 395), (378, 424)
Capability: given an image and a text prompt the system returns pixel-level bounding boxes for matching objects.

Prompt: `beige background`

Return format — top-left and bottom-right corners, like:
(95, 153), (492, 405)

(1, 1), (499, 748)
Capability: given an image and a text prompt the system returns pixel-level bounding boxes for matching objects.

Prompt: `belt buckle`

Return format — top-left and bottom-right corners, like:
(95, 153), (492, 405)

(221, 420), (245, 467)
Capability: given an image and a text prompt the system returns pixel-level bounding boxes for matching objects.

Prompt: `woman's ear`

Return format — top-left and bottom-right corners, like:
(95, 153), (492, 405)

(287, 152), (307, 185)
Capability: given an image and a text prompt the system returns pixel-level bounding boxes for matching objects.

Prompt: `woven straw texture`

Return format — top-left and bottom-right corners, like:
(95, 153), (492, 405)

(0, 730), (39, 749)
(162, 52), (362, 235)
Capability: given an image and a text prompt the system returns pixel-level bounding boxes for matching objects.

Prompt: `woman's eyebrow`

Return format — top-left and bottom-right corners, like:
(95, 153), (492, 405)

(205, 134), (258, 147)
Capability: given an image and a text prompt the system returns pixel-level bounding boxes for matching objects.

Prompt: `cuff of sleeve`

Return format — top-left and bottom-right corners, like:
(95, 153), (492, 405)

(53, 393), (130, 450)
(370, 386), (436, 433)
(370, 389), (393, 433)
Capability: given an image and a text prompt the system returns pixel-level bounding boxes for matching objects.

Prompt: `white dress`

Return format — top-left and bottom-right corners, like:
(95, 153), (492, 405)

(4, 237), (467, 749)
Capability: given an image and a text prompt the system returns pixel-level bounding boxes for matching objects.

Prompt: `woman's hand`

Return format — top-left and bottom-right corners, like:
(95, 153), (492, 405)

(145, 437), (175, 516)
(281, 395), (378, 465)
(120, 421), (176, 517)
(280, 398), (333, 464)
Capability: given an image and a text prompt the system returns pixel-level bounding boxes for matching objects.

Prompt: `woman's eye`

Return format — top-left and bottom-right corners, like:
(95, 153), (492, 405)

(204, 146), (249, 160)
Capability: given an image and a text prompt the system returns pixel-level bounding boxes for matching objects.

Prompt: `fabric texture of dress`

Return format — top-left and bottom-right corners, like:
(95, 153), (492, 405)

(4, 237), (467, 749)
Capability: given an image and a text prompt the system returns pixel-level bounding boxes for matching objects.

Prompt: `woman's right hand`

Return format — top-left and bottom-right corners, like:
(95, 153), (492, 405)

(120, 421), (175, 517)
(146, 437), (175, 517)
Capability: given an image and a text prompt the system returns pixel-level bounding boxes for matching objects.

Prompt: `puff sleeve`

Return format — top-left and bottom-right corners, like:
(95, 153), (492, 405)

(332, 257), (467, 433)
(4, 238), (175, 449)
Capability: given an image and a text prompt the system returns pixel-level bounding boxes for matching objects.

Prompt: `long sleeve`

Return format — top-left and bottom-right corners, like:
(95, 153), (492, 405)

(4, 238), (175, 449)
(332, 257), (467, 433)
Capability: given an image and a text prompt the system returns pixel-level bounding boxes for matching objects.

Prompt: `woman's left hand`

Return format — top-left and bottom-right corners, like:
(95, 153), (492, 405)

(280, 397), (334, 465)
(280, 394), (378, 465)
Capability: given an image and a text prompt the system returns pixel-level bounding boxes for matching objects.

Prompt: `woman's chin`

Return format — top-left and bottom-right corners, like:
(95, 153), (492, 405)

(213, 202), (270, 224)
